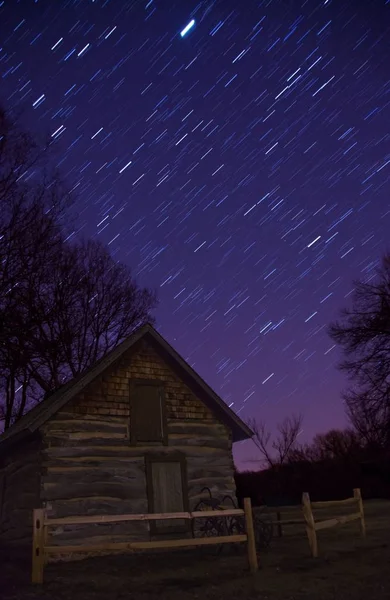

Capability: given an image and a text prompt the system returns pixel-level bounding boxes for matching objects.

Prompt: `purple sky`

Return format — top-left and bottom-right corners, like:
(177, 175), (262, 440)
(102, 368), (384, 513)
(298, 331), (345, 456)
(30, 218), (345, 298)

(1, 1), (389, 469)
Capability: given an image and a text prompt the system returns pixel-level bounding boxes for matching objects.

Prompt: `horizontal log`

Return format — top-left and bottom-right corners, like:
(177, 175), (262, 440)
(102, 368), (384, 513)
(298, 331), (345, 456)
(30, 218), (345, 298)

(1, 504), (35, 516)
(0, 528), (33, 542)
(43, 421), (128, 435)
(44, 461), (145, 474)
(45, 533), (247, 555)
(44, 436), (130, 447)
(3, 489), (40, 513)
(44, 465), (111, 474)
(42, 476), (140, 489)
(42, 457), (145, 469)
(190, 488), (236, 505)
(55, 412), (126, 423)
(43, 446), (139, 459)
(46, 498), (148, 518)
(3, 455), (40, 476)
(5, 459), (39, 474)
(42, 457), (231, 473)
(42, 468), (143, 486)
(42, 482), (147, 501)
(48, 522), (148, 542)
(167, 422), (228, 437)
(45, 435), (229, 450)
(187, 467), (234, 480)
(5, 474), (40, 491)
(311, 498), (357, 509)
(0, 509), (32, 523)
(188, 476), (235, 490)
(187, 456), (234, 468)
(0, 515), (33, 532)
(3, 485), (40, 503)
(69, 408), (129, 419)
(168, 418), (226, 426)
(314, 513), (361, 531)
(169, 399), (208, 408)
(4, 480), (36, 496)
(0, 531), (31, 544)
(168, 416), (214, 424)
(45, 432), (127, 441)
(43, 445), (228, 459)
(5, 458), (40, 473)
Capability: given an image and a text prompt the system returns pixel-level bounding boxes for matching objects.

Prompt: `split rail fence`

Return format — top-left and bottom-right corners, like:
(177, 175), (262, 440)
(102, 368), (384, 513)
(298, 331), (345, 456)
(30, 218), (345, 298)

(32, 497), (257, 584)
(263, 487), (366, 557)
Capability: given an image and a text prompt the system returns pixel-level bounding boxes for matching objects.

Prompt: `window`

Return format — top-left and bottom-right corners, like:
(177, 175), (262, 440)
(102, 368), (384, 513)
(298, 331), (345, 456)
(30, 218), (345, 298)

(145, 453), (189, 534)
(129, 379), (167, 444)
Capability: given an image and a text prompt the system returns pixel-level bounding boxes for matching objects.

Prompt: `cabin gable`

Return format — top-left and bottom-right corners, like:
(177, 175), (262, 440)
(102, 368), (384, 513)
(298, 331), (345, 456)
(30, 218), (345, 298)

(62, 337), (219, 424)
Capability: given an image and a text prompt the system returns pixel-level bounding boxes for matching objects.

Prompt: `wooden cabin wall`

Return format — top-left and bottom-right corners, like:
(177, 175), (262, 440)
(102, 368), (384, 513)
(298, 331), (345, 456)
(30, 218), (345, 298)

(0, 436), (42, 550)
(41, 338), (236, 549)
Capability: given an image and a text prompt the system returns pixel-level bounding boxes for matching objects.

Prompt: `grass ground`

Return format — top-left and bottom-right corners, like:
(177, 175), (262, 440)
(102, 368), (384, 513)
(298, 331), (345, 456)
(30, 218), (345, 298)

(1, 499), (389, 600)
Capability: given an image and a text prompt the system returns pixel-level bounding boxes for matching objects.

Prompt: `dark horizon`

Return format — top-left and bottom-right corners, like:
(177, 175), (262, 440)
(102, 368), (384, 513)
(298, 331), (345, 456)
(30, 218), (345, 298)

(0, 0), (389, 469)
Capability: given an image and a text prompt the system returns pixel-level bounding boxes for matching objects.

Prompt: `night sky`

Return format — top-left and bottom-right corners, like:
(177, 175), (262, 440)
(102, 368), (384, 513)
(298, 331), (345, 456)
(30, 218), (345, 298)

(1, 0), (389, 468)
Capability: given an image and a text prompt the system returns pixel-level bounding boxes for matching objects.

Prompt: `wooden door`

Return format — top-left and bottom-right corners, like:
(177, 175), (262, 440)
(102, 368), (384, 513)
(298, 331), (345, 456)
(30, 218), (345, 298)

(146, 454), (188, 534)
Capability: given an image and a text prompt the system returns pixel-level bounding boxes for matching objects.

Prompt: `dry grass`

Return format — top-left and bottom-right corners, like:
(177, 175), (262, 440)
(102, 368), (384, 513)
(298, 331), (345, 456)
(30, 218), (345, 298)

(1, 499), (389, 600)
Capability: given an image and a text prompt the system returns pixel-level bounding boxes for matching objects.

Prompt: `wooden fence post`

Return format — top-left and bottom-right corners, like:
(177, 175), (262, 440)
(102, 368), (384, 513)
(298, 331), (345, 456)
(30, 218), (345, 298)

(244, 497), (258, 574)
(302, 493), (318, 558)
(353, 488), (366, 538)
(32, 508), (45, 584)
(276, 511), (282, 537)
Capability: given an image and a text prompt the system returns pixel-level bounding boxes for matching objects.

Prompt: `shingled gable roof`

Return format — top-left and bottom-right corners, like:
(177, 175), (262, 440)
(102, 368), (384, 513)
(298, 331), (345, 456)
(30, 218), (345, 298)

(0, 323), (253, 449)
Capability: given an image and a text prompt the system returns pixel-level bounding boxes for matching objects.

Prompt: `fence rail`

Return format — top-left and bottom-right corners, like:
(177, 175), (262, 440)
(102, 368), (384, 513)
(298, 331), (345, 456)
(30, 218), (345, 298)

(32, 497), (258, 584)
(310, 497), (358, 509)
(43, 508), (245, 526)
(302, 488), (365, 557)
(255, 488), (365, 557)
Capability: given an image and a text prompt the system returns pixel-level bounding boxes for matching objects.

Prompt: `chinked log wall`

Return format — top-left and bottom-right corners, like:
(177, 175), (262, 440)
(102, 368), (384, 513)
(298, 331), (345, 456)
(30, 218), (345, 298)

(41, 338), (236, 550)
(0, 437), (41, 547)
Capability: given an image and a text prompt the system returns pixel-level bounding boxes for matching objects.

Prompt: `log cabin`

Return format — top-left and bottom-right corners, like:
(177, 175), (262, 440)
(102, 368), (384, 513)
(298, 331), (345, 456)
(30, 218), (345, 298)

(0, 323), (252, 554)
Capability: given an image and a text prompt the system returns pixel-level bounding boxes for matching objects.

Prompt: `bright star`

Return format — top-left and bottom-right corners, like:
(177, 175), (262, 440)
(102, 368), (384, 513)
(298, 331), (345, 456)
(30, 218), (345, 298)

(180, 19), (195, 38)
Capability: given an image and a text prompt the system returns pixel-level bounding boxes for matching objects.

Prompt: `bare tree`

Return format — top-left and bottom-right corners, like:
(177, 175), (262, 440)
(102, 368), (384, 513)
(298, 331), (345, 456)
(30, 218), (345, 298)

(329, 255), (390, 448)
(247, 414), (303, 469)
(0, 107), (68, 427)
(290, 428), (361, 463)
(343, 388), (389, 450)
(0, 108), (68, 330)
(21, 238), (157, 393)
(0, 108), (157, 429)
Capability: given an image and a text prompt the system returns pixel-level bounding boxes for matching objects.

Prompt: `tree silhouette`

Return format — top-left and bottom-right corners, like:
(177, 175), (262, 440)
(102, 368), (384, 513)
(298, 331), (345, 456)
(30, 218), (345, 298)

(20, 238), (157, 393)
(329, 255), (390, 449)
(0, 107), (157, 429)
(247, 414), (303, 469)
(290, 428), (362, 463)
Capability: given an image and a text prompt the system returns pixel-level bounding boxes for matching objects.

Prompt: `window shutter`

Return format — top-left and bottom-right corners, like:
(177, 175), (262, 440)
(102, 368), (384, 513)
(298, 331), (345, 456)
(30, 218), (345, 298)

(131, 383), (165, 443)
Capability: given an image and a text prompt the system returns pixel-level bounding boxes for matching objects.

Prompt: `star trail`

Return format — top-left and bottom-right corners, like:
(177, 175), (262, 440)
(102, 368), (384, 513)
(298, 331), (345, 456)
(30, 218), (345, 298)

(0, 0), (389, 467)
